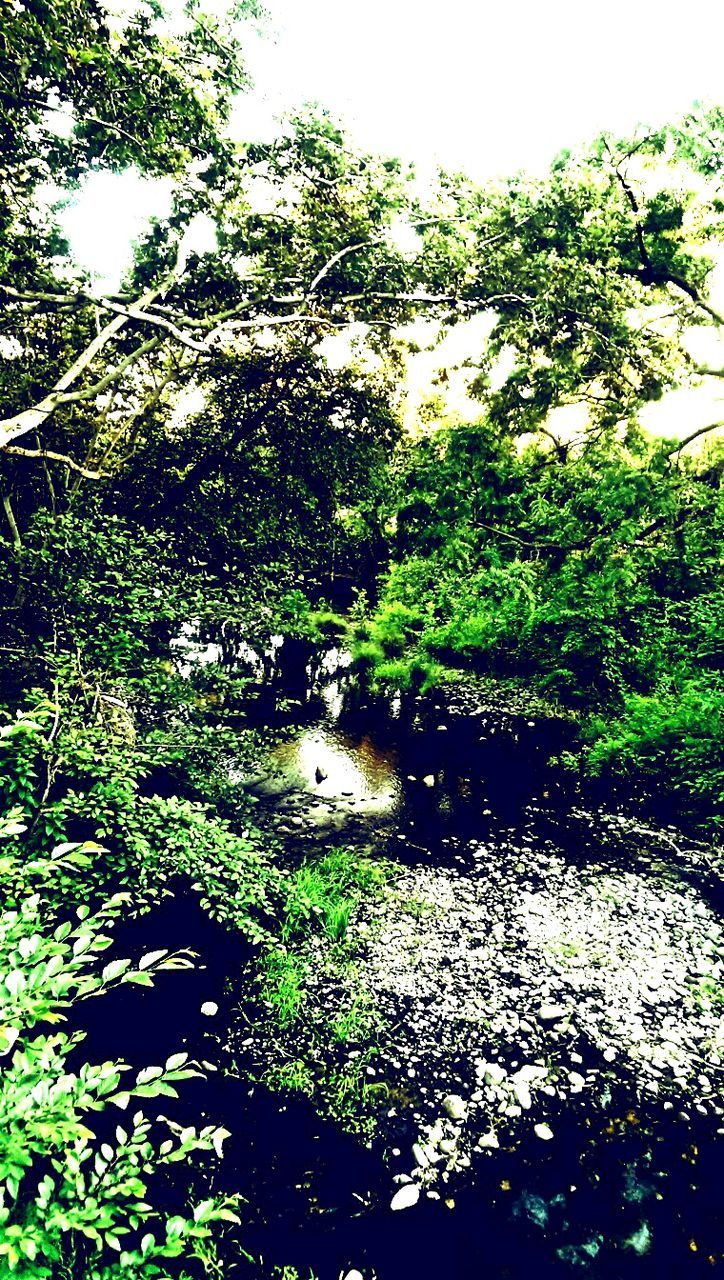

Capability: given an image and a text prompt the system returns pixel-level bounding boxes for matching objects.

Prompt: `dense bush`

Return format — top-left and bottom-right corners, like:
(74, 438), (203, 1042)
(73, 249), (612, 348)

(0, 692), (280, 938)
(580, 676), (724, 826)
(354, 422), (723, 827)
(0, 813), (238, 1278)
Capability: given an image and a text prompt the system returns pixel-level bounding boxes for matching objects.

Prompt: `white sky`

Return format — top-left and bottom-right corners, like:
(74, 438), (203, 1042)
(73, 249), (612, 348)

(239, 0), (724, 179)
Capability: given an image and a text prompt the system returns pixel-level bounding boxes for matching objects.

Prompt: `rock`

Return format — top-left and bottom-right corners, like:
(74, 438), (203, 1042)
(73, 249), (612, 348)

(412, 1143), (429, 1169)
(428, 1121), (444, 1145)
(514, 1065), (546, 1084)
(314, 765), (327, 784)
(439, 1138), (456, 1154)
(391, 1184), (420, 1211)
(477, 1131), (500, 1149)
(423, 774), (435, 787)
(534, 1122), (554, 1141)
(538, 1004), (569, 1023)
(343, 1272), (364, 1280)
(200, 1002), (218, 1017)
(513, 1081), (532, 1110)
(441, 1093), (467, 1121)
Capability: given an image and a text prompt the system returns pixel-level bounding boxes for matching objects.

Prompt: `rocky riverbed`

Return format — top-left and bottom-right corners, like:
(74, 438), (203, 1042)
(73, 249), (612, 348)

(359, 818), (722, 1174)
(226, 671), (724, 1273)
(264, 799), (722, 1195)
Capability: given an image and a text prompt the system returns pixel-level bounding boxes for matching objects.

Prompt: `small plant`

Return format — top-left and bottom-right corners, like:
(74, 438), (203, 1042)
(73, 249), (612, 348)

(281, 848), (390, 943)
(262, 1059), (315, 1096)
(321, 1051), (388, 1139)
(692, 975), (724, 1012)
(259, 948), (307, 1025)
(0, 813), (239, 1278)
(331, 992), (380, 1044)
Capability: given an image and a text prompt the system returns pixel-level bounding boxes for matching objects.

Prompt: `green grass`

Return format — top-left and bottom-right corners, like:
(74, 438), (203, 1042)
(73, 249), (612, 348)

(331, 991), (380, 1043)
(262, 1059), (315, 1095)
(281, 846), (391, 942)
(259, 947), (307, 1024)
(321, 1051), (389, 1138)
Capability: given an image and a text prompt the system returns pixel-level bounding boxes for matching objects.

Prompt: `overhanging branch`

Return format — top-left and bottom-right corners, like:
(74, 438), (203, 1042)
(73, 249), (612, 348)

(4, 446), (106, 479)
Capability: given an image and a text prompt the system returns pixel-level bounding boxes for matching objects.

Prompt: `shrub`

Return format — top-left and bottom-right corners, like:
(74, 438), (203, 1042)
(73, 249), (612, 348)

(0, 705), (280, 940)
(580, 676), (724, 825)
(0, 813), (239, 1278)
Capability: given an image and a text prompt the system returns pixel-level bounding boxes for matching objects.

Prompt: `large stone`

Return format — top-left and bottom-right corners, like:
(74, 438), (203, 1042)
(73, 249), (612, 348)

(538, 1004), (570, 1023)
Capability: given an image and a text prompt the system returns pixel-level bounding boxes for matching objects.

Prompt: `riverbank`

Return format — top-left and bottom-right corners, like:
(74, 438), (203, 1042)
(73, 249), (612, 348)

(199, 657), (724, 1277)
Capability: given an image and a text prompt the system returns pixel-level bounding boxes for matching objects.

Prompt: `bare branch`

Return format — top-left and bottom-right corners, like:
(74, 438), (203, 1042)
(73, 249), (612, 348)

(1, 487), (22, 553)
(307, 241), (369, 295)
(0, 269), (171, 448)
(664, 420), (724, 456)
(90, 297), (209, 352)
(4, 446), (106, 479)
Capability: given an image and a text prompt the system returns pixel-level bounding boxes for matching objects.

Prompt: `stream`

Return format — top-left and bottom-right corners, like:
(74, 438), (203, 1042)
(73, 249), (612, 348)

(90, 637), (724, 1278)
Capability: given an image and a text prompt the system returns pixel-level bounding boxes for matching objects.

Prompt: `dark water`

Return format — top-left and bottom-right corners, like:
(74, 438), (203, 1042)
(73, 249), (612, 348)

(79, 641), (724, 1279)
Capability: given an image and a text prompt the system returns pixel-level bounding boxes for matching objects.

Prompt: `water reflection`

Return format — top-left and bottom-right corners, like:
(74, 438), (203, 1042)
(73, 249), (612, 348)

(271, 725), (400, 818)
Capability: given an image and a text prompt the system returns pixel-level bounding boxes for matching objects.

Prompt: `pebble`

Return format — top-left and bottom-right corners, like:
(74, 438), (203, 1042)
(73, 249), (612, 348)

(513, 1082), (532, 1109)
(538, 1004), (570, 1023)
(477, 1131), (500, 1149)
(390, 1184), (420, 1211)
(442, 1094), (467, 1121)
(412, 1143), (429, 1168)
(534, 1123), (554, 1141)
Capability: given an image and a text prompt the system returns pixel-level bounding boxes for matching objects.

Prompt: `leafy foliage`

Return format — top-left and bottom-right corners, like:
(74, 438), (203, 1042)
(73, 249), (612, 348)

(0, 814), (238, 1278)
(355, 420), (723, 826)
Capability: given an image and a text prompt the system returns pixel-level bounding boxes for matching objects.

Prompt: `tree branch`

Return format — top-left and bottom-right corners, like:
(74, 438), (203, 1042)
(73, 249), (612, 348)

(90, 297), (209, 352)
(3, 446), (106, 479)
(1, 486), (22, 553)
(0, 271), (169, 448)
(611, 161), (724, 327)
(664, 420), (724, 456)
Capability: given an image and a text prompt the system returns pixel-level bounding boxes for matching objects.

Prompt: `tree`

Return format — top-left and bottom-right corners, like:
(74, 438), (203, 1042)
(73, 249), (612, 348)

(3, 0), (722, 495)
